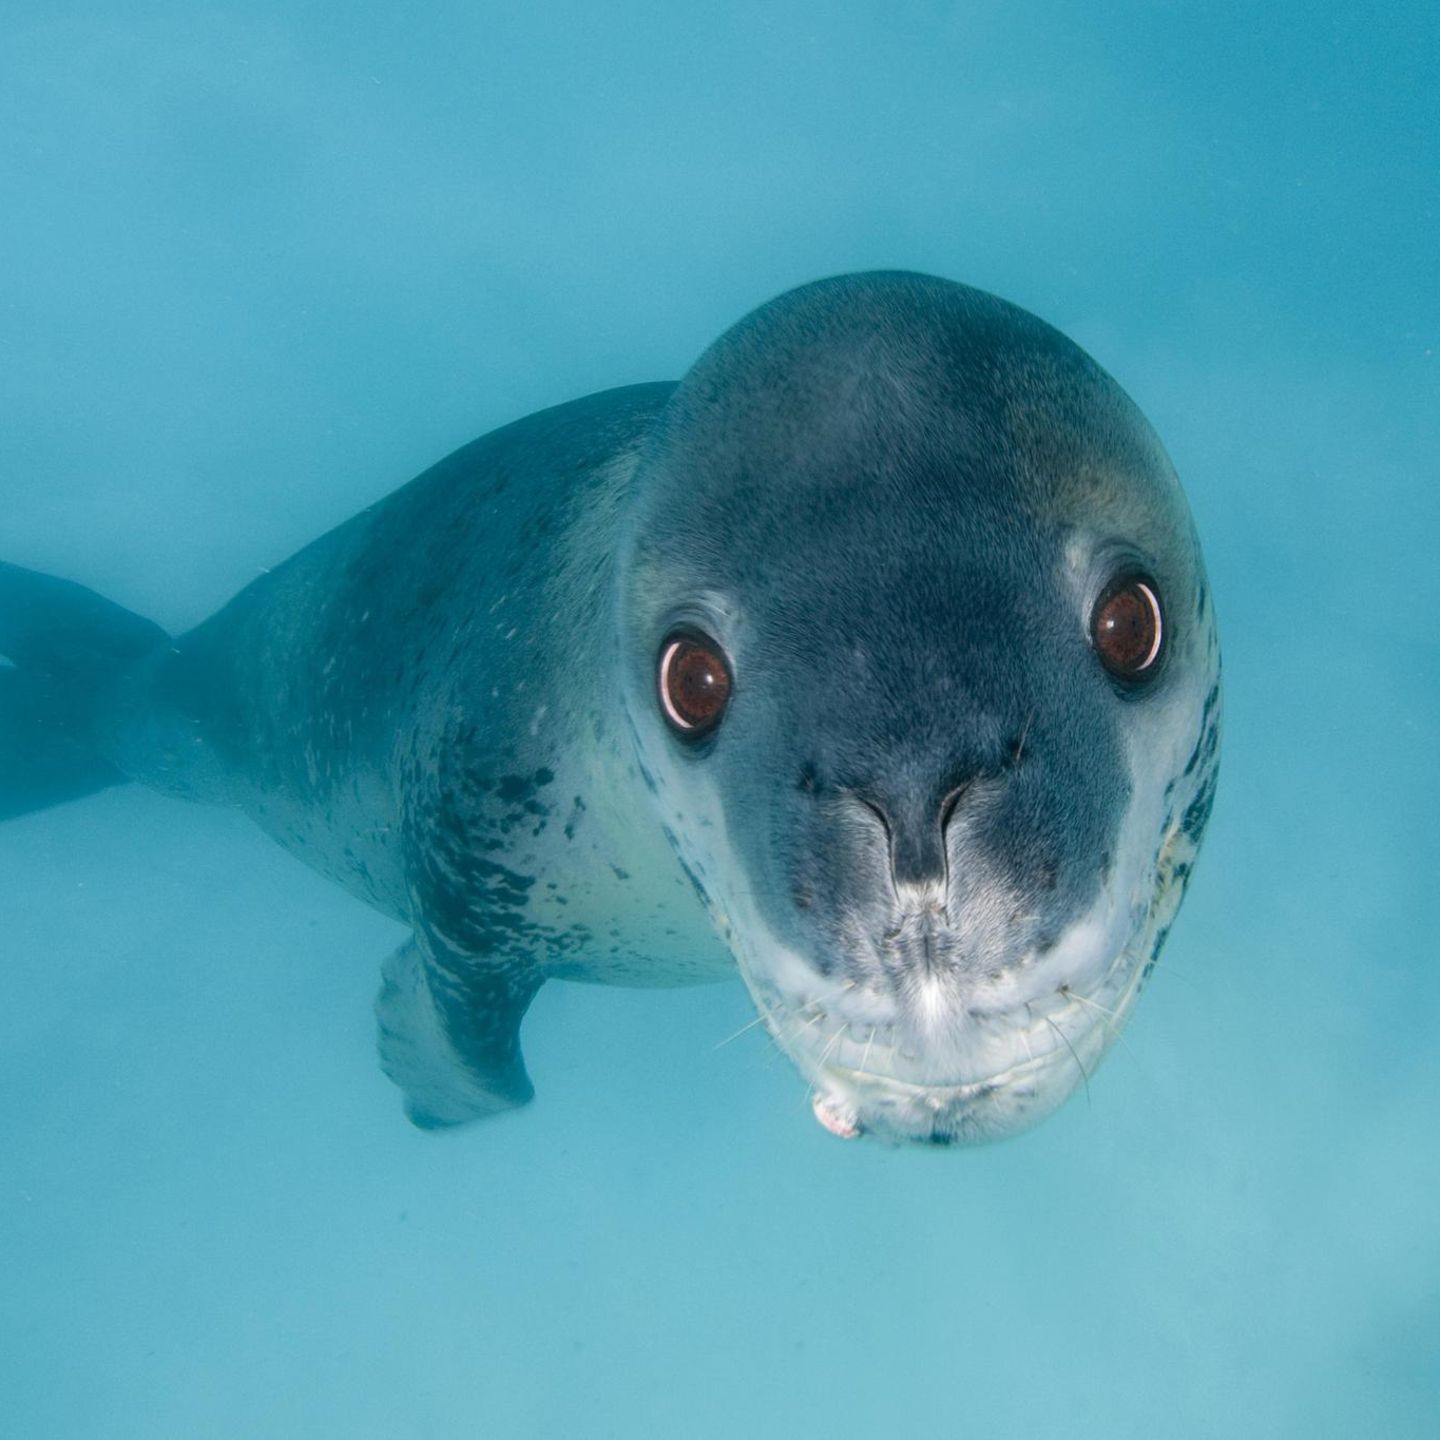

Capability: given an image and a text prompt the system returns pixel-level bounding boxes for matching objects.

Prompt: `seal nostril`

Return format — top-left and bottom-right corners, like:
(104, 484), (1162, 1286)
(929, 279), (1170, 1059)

(939, 784), (968, 829)
(856, 795), (892, 838)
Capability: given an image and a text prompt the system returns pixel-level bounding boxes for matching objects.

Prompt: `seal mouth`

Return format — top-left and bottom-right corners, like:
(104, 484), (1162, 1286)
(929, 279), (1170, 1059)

(807, 1036), (1092, 1145)
(743, 941), (1147, 1146)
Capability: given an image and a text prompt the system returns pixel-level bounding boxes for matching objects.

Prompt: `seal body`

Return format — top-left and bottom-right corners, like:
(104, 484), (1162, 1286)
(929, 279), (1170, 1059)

(110, 382), (735, 1123)
(0, 272), (1220, 1143)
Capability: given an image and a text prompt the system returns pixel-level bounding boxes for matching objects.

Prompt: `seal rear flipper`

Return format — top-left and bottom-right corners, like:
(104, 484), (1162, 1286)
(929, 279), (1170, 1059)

(0, 563), (168, 820)
(375, 937), (543, 1129)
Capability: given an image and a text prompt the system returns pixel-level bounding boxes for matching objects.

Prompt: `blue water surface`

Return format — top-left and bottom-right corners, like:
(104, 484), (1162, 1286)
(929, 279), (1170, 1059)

(2, 4), (1437, 1437)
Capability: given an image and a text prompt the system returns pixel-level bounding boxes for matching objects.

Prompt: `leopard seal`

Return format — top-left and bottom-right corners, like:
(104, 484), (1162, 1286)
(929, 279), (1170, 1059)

(0, 270), (1220, 1145)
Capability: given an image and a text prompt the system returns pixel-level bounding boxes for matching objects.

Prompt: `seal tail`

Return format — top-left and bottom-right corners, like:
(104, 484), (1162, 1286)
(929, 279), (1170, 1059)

(0, 562), (168, 821)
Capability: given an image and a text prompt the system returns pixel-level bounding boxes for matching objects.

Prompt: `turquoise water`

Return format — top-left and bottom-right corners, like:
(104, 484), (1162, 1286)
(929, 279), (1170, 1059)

(2, 4), (1437, 1436)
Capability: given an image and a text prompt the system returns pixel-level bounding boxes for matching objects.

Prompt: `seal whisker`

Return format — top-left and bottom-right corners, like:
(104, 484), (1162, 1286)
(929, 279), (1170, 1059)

(1017, 1020), (1038, 1065)
(860, 1027), (876, 1075)
(1061, 986), (1142, 1070)
(1148, 960), (1202, 989)
(1044, 1016), (1091, 1104)
(816, 1023), (846, 1070)
(773, 977), (858, 1021)
(1062, 987), (1121, 1026)
(711, 1012), (770, 1051)
(791, 1011), (826, 1040)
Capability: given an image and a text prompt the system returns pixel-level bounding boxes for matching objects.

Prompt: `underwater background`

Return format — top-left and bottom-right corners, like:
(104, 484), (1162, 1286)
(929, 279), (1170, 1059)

(2, 4), (1436, 1436)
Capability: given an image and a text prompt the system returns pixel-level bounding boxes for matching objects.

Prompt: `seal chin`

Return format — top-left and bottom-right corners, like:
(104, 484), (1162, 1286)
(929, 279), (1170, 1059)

(747, 933), (1146, 1146)
(807, 1039), (1098, 1146)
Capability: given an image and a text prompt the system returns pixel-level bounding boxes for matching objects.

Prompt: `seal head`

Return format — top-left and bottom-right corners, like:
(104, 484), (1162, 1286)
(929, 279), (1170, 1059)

(619, 272), (1220, 1145)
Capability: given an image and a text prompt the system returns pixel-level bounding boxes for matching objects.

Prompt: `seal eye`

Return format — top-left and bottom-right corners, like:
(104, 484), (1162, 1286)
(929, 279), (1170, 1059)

(1091, 575), (1163, 678)
(658, 633), (732, 737)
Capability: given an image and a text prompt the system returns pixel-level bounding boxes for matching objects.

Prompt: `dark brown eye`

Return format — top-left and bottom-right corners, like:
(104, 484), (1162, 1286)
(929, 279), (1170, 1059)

(658, 634), (732, 737)
(1091, 575), (1164, 678)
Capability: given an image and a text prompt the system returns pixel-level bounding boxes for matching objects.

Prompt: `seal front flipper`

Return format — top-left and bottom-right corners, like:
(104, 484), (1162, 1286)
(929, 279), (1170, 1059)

(375, 936), (543, 1129)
